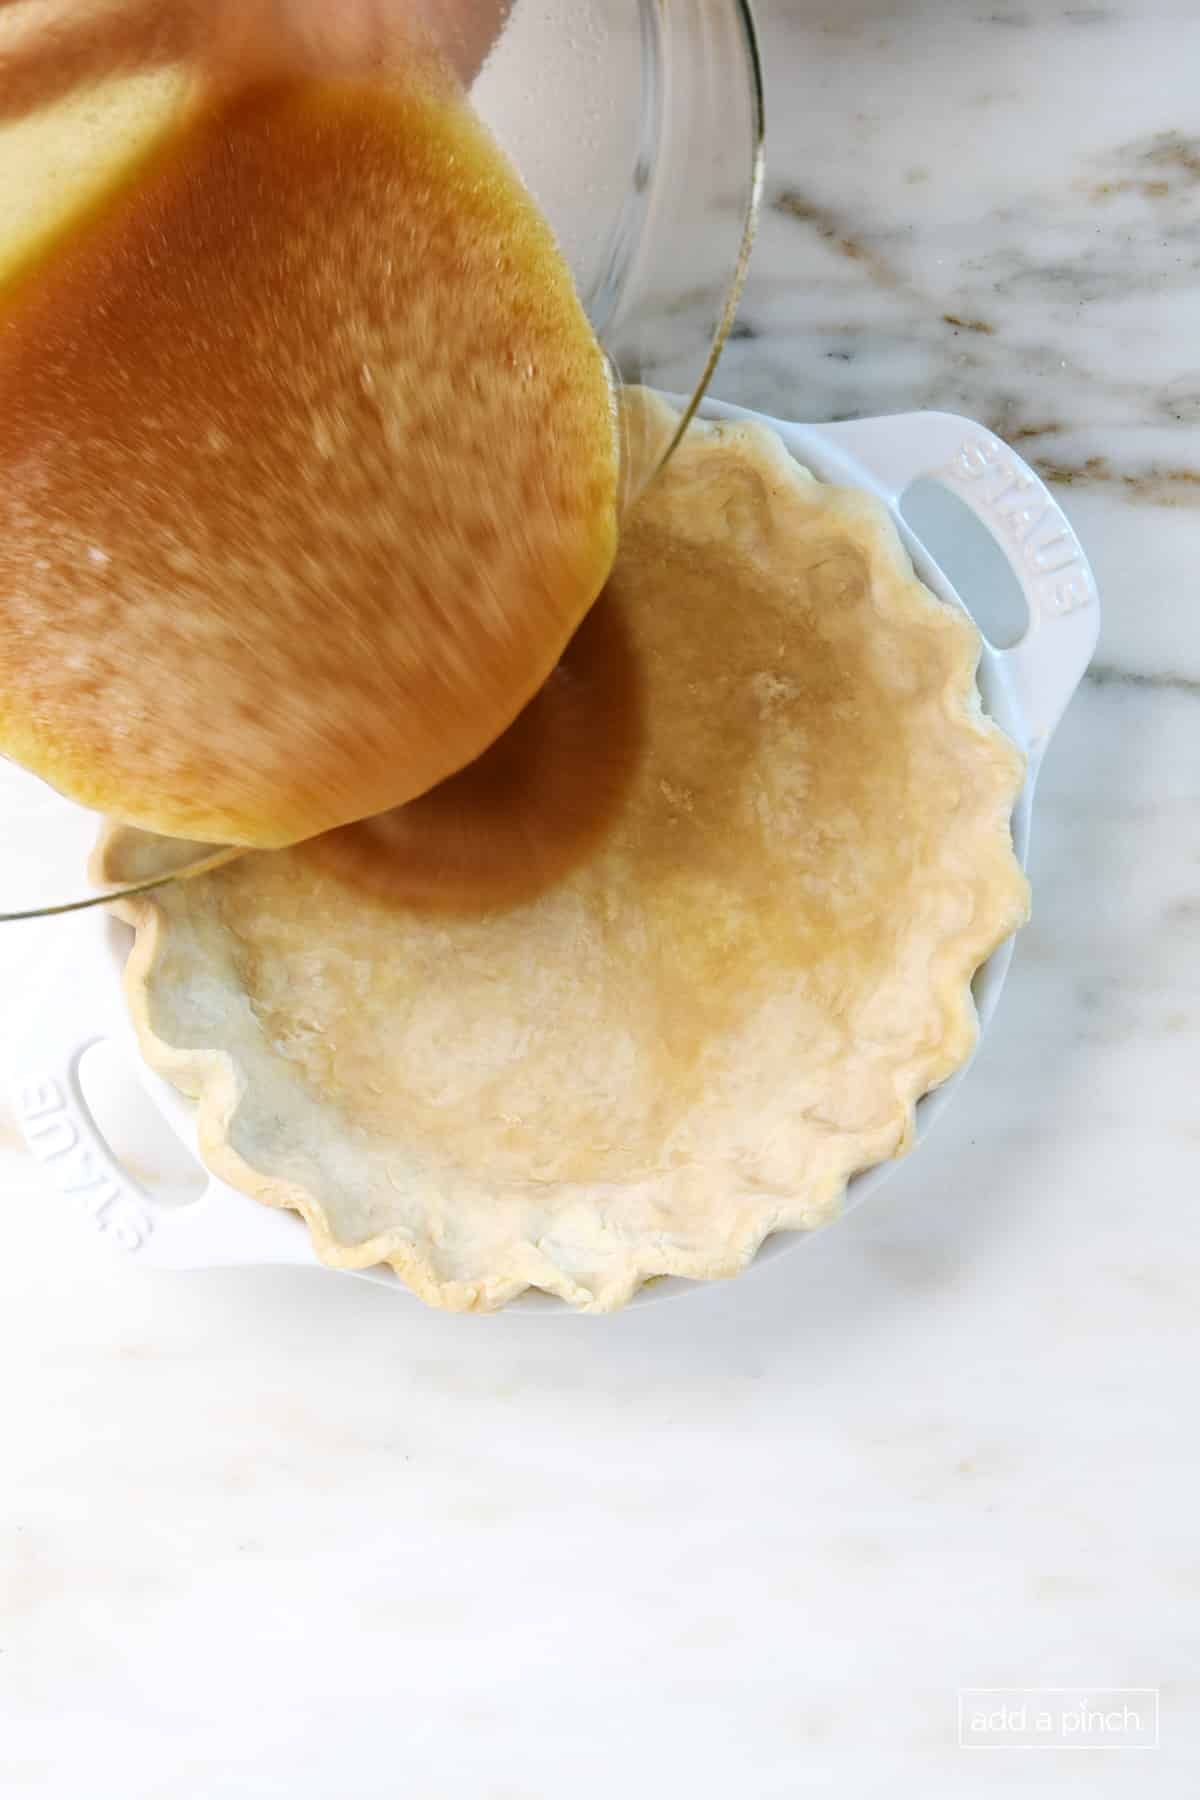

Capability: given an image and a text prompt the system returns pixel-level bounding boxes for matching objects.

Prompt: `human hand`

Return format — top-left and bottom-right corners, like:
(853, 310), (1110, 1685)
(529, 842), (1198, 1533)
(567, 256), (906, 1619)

(0, 0), (512, 131)
(213, 0), (511, 88)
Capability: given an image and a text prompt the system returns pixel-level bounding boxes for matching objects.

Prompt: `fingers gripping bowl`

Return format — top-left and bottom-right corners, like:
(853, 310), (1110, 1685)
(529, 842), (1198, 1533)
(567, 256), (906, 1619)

(8, 397), (1099, 1312)
(0, 0), (765, 917)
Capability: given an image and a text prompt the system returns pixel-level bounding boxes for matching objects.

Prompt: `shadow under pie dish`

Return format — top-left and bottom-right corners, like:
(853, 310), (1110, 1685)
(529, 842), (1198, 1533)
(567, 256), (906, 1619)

(95, 394), (1030, 1314)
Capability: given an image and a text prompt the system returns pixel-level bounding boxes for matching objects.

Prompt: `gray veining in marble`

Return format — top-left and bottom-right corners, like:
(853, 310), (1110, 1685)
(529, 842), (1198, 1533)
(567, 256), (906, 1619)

(1, 6), (1198, 1796)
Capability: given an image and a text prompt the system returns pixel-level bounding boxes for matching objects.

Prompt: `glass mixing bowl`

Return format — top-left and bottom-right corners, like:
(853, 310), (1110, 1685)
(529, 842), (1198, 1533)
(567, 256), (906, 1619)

(0, 0), (763, 920)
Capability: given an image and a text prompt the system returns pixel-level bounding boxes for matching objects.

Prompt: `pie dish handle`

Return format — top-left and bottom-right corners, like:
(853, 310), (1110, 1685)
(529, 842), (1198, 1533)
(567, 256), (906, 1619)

(6, 920), (316, 1270)
(803, 411), (1101, 761)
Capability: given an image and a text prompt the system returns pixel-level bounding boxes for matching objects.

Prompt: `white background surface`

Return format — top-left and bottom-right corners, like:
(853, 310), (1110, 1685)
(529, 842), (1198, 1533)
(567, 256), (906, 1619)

(3, 2), (1199, 1793)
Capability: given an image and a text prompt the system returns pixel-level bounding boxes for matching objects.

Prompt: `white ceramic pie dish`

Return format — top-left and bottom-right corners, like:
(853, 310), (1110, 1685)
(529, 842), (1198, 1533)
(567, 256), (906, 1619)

(4, 397), (1099, 1308)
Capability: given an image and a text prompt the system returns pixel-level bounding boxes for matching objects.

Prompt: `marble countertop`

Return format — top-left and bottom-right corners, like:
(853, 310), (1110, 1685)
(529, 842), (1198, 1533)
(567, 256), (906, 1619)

(2, 3), (1198, 1794)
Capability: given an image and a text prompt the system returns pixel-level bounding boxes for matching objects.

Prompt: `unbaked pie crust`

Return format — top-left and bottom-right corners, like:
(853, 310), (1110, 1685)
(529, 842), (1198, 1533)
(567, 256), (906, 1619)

(98, 395), (1029, 1312)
